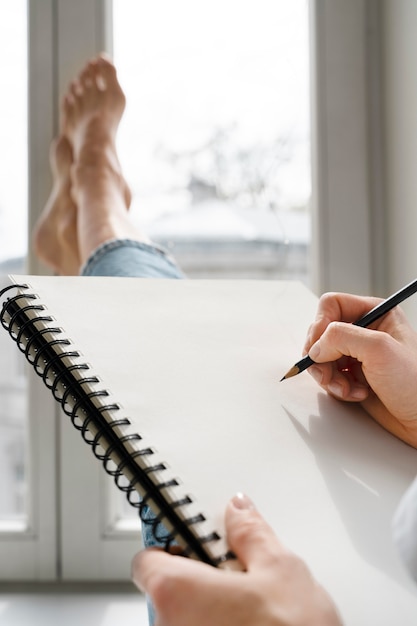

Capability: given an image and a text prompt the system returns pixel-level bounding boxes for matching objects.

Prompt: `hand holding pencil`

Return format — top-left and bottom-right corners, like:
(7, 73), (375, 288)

(289, 286), (417, 449)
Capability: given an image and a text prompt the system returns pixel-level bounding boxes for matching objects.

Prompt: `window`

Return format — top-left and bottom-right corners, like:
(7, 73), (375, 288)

(113, 0), (311, 283)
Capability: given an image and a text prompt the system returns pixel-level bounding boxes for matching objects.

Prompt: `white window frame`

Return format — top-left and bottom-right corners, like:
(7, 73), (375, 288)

(0, 1), (57, 581)
(1, 0), (383, 580)
(310, 0), (383, 296)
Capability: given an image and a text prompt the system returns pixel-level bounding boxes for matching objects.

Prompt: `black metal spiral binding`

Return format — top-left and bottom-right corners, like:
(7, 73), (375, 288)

(0, 283), (232, 566)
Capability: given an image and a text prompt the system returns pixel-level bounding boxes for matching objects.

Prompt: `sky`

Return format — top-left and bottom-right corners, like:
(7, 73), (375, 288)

(0, 0), (310, 262)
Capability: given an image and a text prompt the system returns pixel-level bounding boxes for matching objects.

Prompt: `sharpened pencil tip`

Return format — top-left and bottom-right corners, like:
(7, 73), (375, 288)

(280, 365), (300, 381)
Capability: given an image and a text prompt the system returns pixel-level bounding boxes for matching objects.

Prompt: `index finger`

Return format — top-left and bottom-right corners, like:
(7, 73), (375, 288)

(305, 292), (383, 352)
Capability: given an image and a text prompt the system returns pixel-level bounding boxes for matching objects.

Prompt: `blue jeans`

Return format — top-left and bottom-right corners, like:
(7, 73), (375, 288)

(82, 238), (184, 624)
(81, 238), (184, 279)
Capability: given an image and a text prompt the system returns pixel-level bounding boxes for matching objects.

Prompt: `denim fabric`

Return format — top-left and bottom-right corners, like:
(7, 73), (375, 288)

(140, 505), (176, 626)
(81, 237), (184, 625)
(81, 238), (184, 279)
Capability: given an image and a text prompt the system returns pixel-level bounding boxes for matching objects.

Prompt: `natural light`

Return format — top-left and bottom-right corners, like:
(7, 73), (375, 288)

(113, 0), (310, 281)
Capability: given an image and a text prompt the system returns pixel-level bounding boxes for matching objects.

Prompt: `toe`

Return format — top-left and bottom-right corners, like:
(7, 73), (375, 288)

(79, 60), (98, 89)
(96, 54), (118, 87)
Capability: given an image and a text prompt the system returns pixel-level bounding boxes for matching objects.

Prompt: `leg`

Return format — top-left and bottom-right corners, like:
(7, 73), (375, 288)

(62, 53), (150, 266)
(32, 136), (80, 275)
(62, 54), (182, 278)
(33, 54), (182, 280)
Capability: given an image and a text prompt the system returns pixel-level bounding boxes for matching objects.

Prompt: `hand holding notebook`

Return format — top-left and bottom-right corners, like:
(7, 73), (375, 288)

(133, 493), (343, 626)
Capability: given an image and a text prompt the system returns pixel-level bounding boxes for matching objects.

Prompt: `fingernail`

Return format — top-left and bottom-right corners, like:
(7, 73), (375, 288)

(309, 341), (321, 362)
(328, 382), (344, 398)
(232, 493), (255, 510)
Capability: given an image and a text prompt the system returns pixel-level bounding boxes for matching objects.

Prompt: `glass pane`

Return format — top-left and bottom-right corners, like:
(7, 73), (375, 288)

(113, 0), (311, 283)
(111, 0), (310, 527)
(0, 0), (28, 530)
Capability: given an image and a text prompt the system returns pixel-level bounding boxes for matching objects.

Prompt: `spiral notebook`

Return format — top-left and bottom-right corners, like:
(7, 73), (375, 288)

(1, 274), (417, 624)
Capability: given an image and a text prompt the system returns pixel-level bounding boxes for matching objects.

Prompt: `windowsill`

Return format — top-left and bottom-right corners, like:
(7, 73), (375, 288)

(0, 583), (148, 625)
(0, 520), (28, 534)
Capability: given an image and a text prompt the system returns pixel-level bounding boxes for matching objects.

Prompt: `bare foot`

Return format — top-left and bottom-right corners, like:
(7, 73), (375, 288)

(62, 53), (131, 210)
(32, 135), (81, 275)
(60, 54), (148, 262)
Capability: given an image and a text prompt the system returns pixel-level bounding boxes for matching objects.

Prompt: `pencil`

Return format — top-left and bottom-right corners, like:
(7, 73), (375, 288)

(280, 277), (417, 381)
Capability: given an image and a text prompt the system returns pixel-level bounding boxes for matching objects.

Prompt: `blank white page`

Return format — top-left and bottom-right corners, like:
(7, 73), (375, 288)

(10, 275), (417, 625)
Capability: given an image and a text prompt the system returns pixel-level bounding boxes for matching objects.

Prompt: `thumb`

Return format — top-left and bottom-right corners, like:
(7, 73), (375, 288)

(226, 493), (284, 572)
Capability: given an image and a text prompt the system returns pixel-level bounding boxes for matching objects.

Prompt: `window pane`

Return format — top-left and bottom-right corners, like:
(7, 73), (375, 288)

(113, 0), (311, 282)
(0, 0), (28, 530)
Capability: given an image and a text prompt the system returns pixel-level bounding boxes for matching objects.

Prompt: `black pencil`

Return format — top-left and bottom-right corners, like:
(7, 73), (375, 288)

(280, 277), (417, 381)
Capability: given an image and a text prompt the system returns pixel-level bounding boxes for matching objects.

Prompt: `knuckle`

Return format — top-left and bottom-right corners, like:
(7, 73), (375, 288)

(324, 321), (345, 342)
(319, 291), (336, 305)
(317, 292), (338, 316)
(231, 515), (268, 546)
(277, 549), (312, 580)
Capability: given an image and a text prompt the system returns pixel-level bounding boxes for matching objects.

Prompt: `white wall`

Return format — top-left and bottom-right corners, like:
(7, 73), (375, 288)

(310, 0), (375, 297)
(382, 1), (417, 324)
